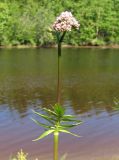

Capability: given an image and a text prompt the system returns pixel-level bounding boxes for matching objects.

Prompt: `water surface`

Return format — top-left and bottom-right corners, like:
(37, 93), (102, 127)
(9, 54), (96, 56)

(0, 48), (119, 160)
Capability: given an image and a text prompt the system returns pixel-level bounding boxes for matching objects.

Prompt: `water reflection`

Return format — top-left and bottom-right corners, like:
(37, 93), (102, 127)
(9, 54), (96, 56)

(0, 48), (119, 117)
(0, 48), (119, 160)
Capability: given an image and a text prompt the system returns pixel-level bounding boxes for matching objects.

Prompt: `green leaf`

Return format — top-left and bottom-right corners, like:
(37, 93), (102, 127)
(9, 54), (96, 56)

(62, 114), (81, 122)
(43, 108), (57, 116)
(60, 122), (82, 129)
(33, 129), (54, 141)
(59, 129), (80, 137)
(32, 110), (55, 124)
(62, 117), (81, 122)
(54, 104), (65, 117)
(31, 118), (52, 129)
(63, 115), (76, 118)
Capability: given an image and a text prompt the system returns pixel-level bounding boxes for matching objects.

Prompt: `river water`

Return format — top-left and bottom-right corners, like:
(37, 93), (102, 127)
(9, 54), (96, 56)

(0, 48), (119, 160)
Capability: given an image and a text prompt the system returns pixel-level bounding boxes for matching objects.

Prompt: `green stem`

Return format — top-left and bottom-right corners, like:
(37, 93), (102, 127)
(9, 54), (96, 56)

(54, 131), (59, 160)
(60, 32), (66, 43)
(57, 43), (61, 104)
(58, 42), (61, 57)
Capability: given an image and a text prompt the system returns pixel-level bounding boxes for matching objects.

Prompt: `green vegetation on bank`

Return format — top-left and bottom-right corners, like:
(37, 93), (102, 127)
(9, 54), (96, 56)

(0, 0), (119, 46)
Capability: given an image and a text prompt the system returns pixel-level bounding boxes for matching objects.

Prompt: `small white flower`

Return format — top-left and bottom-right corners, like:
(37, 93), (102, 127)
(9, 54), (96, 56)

(53, 11), (80, 32)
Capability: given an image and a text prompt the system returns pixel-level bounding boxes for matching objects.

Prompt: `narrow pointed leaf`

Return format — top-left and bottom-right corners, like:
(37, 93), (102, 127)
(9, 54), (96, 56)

(33, 110), (55, 124)
(43, 108), (57, 116)
(60, 122), (82, 129)
(33, 129), (54, 141)
(63, 115), (76, 118)
(54, 104), (65, 115)
(54, 104), (65, 118)
(62, 117), (81, 122)
(59, 129), (80, 137)
(31, 118), (52, 129)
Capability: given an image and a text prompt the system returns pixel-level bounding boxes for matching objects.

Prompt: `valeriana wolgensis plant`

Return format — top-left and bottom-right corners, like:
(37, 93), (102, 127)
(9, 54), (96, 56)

(52, 11), (80, 103)
(32, 104), (82, 160)
(32, 11), (81, 160)
(52, 11), (80, 57)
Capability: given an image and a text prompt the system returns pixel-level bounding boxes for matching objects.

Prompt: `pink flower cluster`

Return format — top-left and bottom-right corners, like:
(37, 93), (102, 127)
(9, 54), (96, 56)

(53, 11), (80, 32)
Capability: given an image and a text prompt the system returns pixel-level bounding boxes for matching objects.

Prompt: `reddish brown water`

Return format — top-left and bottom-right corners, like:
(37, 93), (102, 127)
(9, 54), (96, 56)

(0, 48), (119, 160)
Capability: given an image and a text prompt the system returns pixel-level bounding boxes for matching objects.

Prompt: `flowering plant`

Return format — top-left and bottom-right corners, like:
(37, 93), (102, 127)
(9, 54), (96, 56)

(52, 11), (80, 56)
(32, 11), (81, 160)
(11, 149), (28, 160)
(52, 11), (80, 102)
(53, 11), (79, 32)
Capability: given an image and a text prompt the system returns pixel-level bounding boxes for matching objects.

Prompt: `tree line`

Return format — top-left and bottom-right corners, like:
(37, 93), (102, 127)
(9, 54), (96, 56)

(0, 0), (119, 46)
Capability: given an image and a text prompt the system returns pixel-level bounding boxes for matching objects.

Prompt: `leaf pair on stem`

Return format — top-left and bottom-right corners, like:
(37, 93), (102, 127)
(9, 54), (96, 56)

(32, 103), (82, 141)
(32, 104), (82, 160)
